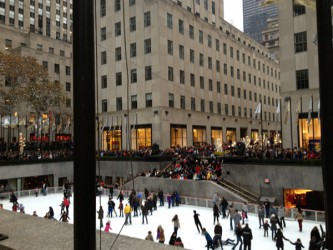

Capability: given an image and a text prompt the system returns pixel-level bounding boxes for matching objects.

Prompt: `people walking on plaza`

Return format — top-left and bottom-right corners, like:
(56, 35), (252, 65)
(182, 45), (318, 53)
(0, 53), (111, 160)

(158, 189), (164, 206)
(63, 196), (70, 215)
(104, 220), (112, 232)
(193, 210), (203, 233)
(233, 210), (242, 232)
(278, 205), (286, 228)
(232, 223), (243, 250)
(141, 202), (148, 224)
(227, 204), (236, 230)
(264, 199), (271, 218)
(270, 214), (279, 240)
(295, 208), (304, 232)
(220, 197), (228, 219)
(242, 202), (249, 220)
(242, 223), (253, 250)
(288, 238), (305, 250)
(118, 201), (124, 217)
(117, 190), (124, 203)
(275, 228), (289, 250)
(124, 203), (132, 225)
(213, 204), (221, 225)
(97, 205), (104, 228)
(107, 198), (115, 217)
(167, 193), (172, 208)
(172, 214), (180, 234)
(156, 225), (165, 243)
(263, 220), (271, 237)
(9, 192), (18, 205)
(258, 205), (265, 228)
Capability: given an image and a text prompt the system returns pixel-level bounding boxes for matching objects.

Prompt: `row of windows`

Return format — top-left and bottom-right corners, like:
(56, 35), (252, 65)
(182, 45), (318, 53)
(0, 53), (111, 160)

(101, 95), (277, 122)
(42, 61), (71, 76)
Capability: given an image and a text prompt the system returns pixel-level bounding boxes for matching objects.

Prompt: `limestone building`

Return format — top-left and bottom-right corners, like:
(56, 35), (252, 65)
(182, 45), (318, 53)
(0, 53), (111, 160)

(96, 0), (281, 150)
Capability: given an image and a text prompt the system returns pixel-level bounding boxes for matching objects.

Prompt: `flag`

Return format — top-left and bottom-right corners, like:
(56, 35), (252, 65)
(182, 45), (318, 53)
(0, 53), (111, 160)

(318, 96), (320, 123)
(284, 100), (290, 125)
(276, 100), (280, 114)
(308, 97), (312, 125)
(254, 102), (261, 114)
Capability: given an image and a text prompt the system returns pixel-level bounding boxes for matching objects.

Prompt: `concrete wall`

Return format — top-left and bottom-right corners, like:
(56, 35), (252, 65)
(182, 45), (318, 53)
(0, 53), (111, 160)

(0, 161), (323, 205)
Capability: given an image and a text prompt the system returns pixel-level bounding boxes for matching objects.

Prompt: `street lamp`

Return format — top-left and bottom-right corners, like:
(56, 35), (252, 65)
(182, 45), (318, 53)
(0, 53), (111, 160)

(284, 97), (293, 157)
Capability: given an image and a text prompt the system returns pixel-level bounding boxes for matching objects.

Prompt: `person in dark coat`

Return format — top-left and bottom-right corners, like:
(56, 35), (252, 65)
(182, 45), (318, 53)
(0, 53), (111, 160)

(169, 232), (177, 245)
(232, 223), (243, 250)
(274, 228), (288, 250)
(270, 214), (279, 240)
(264, 199), (271, 218)
(10, 192), (18, 204)
(213, 204), (221, 225)
(213, 222), (223, 249)
(158, 189), (164, 206)
(220, 197), (228, 218)
(289, 238), (305, 250)
(144, 188), (149, 200)
(109, 184), (114, 198)
(141, 203), (148, 224)
(242, 223), (253, 250)
(48, 206), (55, 220)
(193, 210), (203, 233)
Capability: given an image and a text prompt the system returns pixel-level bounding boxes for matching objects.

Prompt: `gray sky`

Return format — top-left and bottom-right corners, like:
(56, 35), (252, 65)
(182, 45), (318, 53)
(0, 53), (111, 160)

(224, 0), (243, 31)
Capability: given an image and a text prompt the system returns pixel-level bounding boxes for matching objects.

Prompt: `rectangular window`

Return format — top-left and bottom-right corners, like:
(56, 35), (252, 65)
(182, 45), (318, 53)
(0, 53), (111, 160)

(223, 43), (227, 55)
(191, 97), (196, 111)
(223, 63), (227, 75)
(130, 43), (136, 58)
(102, 99), (108, 112)
(209, 101), (213, 113)
(169, 93), (174, 108)
(168, 67), (174, 81)
(199, 30), (203, 44)
(100, 0), (106, 17)
(101, 75), (107, 88)
(178, 19), (184, 34)
(232, 105), (235, 116)
(180, 95), (185, 109)
(144, 11), (151, 27)
(66, 82), (71, 92)
(178, 70), (185, 84)
(190, 49), (195, 63)
(190, 73), (195, 87)
(189, 25), (194, 39)
(230, 46), (233, 58)
(144, 38), (151, 54)
(101, 27), (106, 40)
(216, 39), (220, 51)
(217, 103), (221, 114)
(115, 22), (121, 36)
(200, 76), (204, 89)
(230, 66), (234, 77)
(242, 53), (245, 64)
(54, 64), (60, 74)
(200, 99), (205, 112)
(115, 47), (121, 61)
(237, 69), (240, 79)
(296, 69), (309, 89)
(208, 57), (212, 69)
(167, 13), (173, 29)
(131, 95), (137, 109)
(231, 86), (234, 96)
(167, 40), (173, 55)
(217, 82), (221, 93)
(129, 0), (135, 6)
(294, 31), (307, 53)
(145, 66), (152, 80)
(224, 83), (228, 95)
(244, 108), (247, 118)
(199, 53), (204, 66)
(131, 69), (137, 83)
(179, 45), (184, 59)
(216, 60), (220, 72)
(101, 51), (107, 65)
(115, 0), (121, 11)
(225, 104), (229, 115)
(60, 50), (65, 56)
(146, 93), (152, 107)
(116, 72), (122, 86)
(209, 79), (213, 91)
(116, 97), (122, 111)
(238, 106), (241, 117)
(130, 16), (136, 31)
(237, 87), (241, 98)
(293, 5), (305, 16)
(208, 35), (212, 47)
(66, 66), (71, 76)
(236, 50), (240, 61)
(243, 90), (247, 99)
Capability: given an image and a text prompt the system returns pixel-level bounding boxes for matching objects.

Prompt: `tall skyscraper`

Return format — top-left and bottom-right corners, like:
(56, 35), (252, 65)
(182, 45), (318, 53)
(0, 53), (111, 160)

(243, 0), (278, 43)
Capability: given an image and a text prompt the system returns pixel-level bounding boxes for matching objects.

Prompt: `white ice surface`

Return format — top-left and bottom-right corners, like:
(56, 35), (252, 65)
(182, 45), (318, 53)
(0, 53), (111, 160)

(1, 193), (325, 250)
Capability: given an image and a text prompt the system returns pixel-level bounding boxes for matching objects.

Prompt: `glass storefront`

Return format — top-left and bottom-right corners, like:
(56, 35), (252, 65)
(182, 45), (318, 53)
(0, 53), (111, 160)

(251, 129), (259, 142)
(170, 125), (187, 147)
(226, 128), (236, 145)
(193, 125), (206, 146)
(102, 127), (122, 151)
(298, 114), (321, 151)
(211, 127), (222, 150)
(131, 125), (152, 150)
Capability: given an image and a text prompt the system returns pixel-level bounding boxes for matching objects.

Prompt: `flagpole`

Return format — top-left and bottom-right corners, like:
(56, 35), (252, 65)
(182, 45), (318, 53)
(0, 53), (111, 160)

(311, 95), (314, 149)
(299, 96), (302, 148)
(260, 98), (263, 155)
(279, 98), (283, 149)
